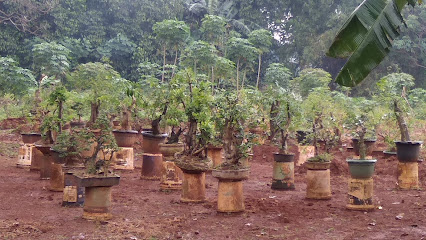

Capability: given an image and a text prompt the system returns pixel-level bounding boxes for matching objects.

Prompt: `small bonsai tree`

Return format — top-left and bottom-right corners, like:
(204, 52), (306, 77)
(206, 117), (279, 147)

(51, 128), (94, 166)
(86, 115), (120, 176)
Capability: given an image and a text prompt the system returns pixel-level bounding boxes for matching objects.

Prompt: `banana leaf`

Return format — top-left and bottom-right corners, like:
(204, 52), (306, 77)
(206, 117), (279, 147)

(327, 0), (419, 87)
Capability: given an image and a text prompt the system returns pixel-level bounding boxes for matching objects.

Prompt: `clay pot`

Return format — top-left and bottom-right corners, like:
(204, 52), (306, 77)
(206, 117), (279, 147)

(140, 153), (163, 180)
(352, 138), (376, 156)
(21, 133), (42, 144)
(141, 131), (168, 154)
(394, 141), (423, 162)
(212, 168), (250, 213)
(112, 130), (138, 147)
(271, 153), (295, 190)
(49, 163), (64, 192)
(35, 144), (53, 180)
(159, 143), (184, 161)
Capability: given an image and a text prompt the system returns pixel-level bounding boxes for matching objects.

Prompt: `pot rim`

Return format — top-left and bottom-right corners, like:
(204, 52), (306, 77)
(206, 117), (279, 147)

(21, 132), (42, 136)
(346, 159), (377, 164)
(141, 131), (168, 138)
(351, 138), (377, 142)
(394, 141), (423, 145)
(113, 129), (138, 134)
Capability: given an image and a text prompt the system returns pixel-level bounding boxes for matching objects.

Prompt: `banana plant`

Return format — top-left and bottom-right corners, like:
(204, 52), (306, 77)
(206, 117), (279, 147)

(327, 0), (422, 87)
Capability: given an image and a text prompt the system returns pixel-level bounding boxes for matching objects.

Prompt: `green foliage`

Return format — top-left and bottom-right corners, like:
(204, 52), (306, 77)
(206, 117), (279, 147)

(264, 63), (292, 88)
(308, 153), (332, 163)
(327, 0), (422, 87)
(52, 128), (94, 161)
(153, 20), (190, 49)
(248, 29), (273, 54)
(182, 41), (218, 72)
(32, 42), (71, 80)
(0, 57), (36, 96)
(292, 68), (332, 99)
(201, 15), (227, 46)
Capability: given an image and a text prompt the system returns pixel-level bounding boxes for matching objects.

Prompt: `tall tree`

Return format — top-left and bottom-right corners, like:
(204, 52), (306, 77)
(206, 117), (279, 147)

(248, 29), (273, 88)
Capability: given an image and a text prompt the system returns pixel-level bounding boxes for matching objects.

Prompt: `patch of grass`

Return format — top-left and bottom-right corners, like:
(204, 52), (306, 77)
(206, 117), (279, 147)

(0, 142), (20, 158)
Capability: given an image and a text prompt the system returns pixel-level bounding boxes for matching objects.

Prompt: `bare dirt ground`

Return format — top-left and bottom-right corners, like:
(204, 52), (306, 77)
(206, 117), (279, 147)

(0, 126), (425, 240)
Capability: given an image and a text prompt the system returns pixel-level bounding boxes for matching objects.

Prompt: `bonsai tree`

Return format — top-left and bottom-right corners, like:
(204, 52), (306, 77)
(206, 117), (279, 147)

(138, 77), (171, 135)
(214, 89), (258, 168)
(302, 87), (346, 156)
(120, 87), (137, 131)
(345, 98), (382, 159)
(171, 69), (214, 163)
(86, 115), (120, 176)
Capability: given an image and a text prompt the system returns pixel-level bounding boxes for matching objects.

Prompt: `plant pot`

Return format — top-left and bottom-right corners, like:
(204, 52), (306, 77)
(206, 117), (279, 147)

(112, 130), (138, 147)
(68, 172), (120, 221)
(212, 168), (250, 213)
(207, 146), (224, 168)
(141, 131), (168, 154)
(383, 150), (397, 158)
(346, 159), (377, 179)
(394, 141), (423, 162)
(305, 161), (331, 200)
(21, 133), (42, 144)
(159, 143), (184, 161)
(30, 147), (43, 172)
(17, 144), (33, 168)
(352, 138), (376, 156)
(35, 144), (53, 180)
(271, 153), (295, 190)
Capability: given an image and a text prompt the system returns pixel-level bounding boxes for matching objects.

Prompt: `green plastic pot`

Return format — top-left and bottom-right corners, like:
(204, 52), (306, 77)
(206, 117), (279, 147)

(347, 159), (377, 179)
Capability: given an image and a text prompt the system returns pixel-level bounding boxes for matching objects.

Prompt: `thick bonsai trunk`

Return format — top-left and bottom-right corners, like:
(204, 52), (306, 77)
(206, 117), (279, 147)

(393, 100), (410, 141)
(185, 118), (198, 155)
(151, 104), (168, 135)
(223, 120), (238, 164)
(279, 103), (291, 153)
(358, 127), (367, 160)
(313, 117), (319, 157)
(121, 108), (131, 131)
(89, 101), (100, 125)
(167, 127), (183, 144)
(58, 100), (63, 133)
(269, 101), (279, 140)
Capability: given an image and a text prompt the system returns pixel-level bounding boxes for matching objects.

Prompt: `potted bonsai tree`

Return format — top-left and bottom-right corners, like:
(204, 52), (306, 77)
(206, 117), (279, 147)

(139, 78), (170, 154)
(265, 84), (301, 191)
(112, 87), (139, 148)
(211, 89), (254, 213)
(172, 69), (214, 203)
(68, 115), (121, 220)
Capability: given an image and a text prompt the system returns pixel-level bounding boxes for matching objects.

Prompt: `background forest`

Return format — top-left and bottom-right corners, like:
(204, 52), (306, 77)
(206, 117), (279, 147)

(0, 0), (424, 120)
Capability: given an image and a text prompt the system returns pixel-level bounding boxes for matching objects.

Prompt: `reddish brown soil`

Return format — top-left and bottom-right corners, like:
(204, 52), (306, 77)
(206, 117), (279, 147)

(0, 129), (425, 240)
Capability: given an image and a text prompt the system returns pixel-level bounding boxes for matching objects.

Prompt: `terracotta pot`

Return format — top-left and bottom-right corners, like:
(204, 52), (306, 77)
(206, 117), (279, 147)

(352, 138), (376, 156)
(141, 131), (167, 154)
(49, 163), (65, 192)
(212, 168), (249, 213)
(21, 133), (42, 144)
(140, 153), (163, 180)
(113, 130), (138, 147)
(181, 170), (206, 203)
(159, 143), (184, 161)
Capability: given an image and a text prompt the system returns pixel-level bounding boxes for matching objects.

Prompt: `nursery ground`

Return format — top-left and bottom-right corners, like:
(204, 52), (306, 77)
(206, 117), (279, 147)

(0, 129), (425, 240)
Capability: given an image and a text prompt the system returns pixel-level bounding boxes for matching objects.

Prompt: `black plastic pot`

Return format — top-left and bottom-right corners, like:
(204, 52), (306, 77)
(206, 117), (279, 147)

(273, 153), (295, 162)
(394, 141), (423, 162)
